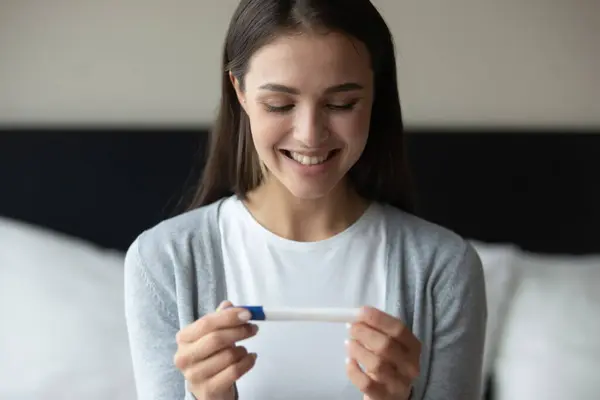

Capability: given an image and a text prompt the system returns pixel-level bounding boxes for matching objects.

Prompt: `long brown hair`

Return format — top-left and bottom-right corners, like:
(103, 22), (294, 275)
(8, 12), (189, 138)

(186, 0), (414, 212)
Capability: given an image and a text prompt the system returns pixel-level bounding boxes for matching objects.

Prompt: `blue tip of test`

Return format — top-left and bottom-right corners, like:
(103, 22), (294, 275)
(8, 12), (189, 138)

(239, 306), (266, 320)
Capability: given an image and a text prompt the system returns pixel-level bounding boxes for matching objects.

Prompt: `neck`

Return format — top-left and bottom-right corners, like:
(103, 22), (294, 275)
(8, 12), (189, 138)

(244, 178), (369, 242)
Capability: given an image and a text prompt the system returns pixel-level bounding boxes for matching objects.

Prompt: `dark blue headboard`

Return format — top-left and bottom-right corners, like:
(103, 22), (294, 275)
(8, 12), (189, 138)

(0, 130), (207, 251)
(1, 128), (598, 254)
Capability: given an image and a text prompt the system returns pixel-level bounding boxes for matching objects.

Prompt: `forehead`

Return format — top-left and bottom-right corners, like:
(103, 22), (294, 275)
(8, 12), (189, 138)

(244, 31), (372, 91)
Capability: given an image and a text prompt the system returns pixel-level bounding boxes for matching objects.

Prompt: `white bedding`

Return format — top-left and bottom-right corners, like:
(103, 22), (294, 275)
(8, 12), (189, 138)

(0, 217), (136, 400)
(493, 251), (600, 400)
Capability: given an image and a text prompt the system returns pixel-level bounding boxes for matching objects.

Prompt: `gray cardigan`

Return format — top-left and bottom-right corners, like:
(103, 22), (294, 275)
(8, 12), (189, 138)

(124, 198), (487, 400)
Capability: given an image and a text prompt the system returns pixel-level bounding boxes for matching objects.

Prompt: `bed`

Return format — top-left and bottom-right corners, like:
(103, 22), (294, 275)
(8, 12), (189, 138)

(1, 128), (599, 400)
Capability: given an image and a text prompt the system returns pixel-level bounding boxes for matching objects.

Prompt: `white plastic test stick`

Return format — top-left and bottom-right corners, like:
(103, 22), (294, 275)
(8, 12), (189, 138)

(239, 306), (361, 323)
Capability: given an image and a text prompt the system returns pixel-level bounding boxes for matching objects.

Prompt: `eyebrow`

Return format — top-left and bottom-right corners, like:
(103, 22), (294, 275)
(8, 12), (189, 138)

(258, 82), (364, 95)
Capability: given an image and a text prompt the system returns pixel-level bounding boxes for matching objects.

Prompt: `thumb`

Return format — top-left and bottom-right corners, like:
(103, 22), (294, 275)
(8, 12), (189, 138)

(216, 300), (234, 312)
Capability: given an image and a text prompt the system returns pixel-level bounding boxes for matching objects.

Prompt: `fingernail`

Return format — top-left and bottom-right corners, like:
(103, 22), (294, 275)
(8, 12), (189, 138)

(345, 357), (351, 365)
(238, 310), (252, 321)
(345, 322), (352, 329)
(250, 323), (259, 334)
(250, 352), (258, 360)
(344, 339), (350, 347)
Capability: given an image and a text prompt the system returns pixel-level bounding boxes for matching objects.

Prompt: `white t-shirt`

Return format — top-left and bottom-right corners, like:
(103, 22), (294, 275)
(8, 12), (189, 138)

(218, 196), (388, 399)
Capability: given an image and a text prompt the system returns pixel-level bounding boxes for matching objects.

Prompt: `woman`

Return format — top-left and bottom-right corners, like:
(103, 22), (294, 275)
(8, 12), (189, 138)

(124, 1), (487, 399)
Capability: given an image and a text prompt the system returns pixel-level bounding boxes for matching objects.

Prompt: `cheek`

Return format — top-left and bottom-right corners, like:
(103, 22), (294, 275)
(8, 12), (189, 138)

(247, 108), (290, 151)
(329, 109), (371, 147)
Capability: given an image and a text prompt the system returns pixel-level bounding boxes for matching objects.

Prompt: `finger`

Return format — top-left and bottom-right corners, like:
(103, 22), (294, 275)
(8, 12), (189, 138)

(346, 357), (387, 400)
(217, 300), (234, 311)
(359, 307), (421, 355)
(177, 305), (253, 343)
(349, 322), (405, 364)
(345, 339), (398, 385)
(358, 307), (419, 350)
(175, 324), (258, 369)
(350, 322), (420, 379)
(183, 346), (248, 385)
(206, 352), (258, 394)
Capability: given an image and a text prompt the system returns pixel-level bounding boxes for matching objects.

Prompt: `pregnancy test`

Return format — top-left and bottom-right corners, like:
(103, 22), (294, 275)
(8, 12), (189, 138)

(238, 306), (361, 323)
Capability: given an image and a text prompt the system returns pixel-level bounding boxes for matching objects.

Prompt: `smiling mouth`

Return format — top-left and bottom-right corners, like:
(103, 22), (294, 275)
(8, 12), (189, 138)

(280, 149), (340, 166)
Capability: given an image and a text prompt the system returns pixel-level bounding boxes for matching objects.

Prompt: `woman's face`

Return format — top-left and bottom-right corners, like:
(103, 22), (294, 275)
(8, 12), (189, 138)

(233, 31), (374, 200)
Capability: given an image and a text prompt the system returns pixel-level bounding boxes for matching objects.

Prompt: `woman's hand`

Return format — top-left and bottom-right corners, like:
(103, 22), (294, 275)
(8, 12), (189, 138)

(346, 306), (421, 400)
(174, 301), (259, 400)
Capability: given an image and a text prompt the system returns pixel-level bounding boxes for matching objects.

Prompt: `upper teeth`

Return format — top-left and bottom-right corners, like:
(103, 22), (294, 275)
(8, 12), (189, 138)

(290, 151), (330, 165)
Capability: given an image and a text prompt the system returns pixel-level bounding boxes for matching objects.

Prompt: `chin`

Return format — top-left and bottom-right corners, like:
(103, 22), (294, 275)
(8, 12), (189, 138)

(286, 188), (330, 201)
(280, 178), (346, 201)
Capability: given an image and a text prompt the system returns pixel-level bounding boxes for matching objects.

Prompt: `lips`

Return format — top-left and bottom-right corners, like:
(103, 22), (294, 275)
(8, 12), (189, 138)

(280, 149), (340, 166)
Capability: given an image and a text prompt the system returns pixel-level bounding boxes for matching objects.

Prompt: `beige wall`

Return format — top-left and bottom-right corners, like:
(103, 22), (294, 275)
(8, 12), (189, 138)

(0, 0), (598, 127)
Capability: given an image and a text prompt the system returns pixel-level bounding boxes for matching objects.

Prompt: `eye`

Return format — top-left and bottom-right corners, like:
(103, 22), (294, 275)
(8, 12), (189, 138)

(264, 104), (294, 113)
(326, 99), (359, 111)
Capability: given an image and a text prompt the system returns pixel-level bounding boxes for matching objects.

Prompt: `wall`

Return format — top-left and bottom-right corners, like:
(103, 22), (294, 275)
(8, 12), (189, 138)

(0, 0), (598, 127)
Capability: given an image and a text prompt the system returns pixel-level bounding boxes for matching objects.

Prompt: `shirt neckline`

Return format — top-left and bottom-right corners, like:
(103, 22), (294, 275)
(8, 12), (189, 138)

(230, 195), (380, 252)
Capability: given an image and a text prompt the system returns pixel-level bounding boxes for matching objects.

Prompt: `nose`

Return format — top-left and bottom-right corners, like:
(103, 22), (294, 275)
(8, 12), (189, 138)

(293, 107), (328, 147)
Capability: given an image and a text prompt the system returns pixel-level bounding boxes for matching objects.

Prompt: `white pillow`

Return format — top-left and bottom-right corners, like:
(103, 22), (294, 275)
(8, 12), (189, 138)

(0, 217), (136, 400)
(494, 251), (600, 400)
(469, 240), (521, 387)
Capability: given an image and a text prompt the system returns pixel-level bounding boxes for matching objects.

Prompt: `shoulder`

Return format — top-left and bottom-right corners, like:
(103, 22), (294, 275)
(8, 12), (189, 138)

(138, 199), (222, 250)
(140, 197), (225, 244)
(379, 203), (484, 293)
(379, 203), (476, 261)
(124, 198), (226, 282)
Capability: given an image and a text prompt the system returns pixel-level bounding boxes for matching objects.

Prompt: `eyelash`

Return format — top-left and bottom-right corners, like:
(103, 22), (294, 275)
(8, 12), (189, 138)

(264, 100), (359, 113)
